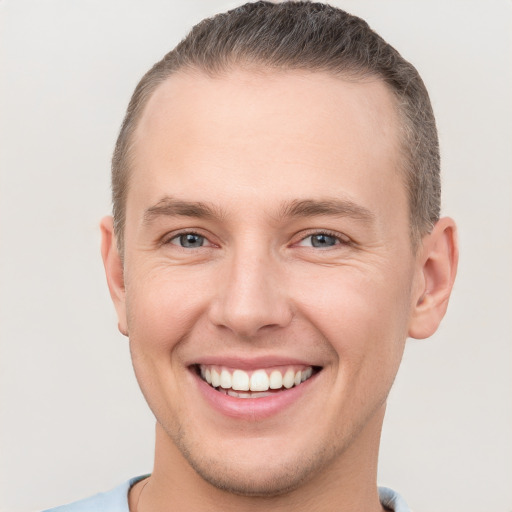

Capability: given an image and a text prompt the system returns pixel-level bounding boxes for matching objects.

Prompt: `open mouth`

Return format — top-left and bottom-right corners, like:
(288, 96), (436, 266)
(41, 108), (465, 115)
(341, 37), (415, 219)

(194, 364), (321, 398)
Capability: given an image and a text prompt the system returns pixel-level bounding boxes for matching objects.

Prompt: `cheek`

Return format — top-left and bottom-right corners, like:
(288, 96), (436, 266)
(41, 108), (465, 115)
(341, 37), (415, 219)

(293, 264), (413, 370)
(124, 268), (210, 423)
(124, 267), (211, 355)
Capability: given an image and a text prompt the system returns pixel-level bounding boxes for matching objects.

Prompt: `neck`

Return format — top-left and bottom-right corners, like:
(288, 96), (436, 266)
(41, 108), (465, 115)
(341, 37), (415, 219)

(132, 406), (387, 512)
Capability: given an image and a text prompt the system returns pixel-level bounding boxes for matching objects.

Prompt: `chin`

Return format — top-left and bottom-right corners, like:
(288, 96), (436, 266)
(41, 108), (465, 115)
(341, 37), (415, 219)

(184, 451), (322, 497)
(169, 425), (337, 498)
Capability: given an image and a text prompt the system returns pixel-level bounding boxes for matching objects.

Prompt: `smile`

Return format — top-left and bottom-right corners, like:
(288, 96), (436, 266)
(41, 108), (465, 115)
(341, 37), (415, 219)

(197, 364), (317, 398)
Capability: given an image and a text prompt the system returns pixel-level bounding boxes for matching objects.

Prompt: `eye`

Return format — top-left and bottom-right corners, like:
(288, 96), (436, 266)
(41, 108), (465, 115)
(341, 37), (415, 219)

(169, 232), (209, 248)
(297, 232), (344, 249)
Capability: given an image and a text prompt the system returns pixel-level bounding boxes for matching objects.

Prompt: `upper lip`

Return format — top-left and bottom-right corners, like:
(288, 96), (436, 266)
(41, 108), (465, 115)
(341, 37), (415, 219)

(186, 355), (322, 371)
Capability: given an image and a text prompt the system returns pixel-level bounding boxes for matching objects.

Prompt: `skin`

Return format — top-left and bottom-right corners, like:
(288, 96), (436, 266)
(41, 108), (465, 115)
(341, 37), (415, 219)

(101, 69), (458, 512)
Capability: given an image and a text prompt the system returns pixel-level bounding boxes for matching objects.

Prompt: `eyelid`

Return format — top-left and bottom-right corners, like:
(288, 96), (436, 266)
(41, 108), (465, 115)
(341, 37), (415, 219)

(294, 229), (351, 247)
(161, 229), (217, 248)
(159, 228), (351, 249)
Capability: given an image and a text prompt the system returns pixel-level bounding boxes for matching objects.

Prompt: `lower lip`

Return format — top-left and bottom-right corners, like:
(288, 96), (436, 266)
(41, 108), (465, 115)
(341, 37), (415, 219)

(192, 370), (317, 420)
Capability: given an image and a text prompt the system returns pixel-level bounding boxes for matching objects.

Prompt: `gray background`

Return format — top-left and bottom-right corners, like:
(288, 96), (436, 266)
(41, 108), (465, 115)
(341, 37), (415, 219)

(1, 1), (511, 511)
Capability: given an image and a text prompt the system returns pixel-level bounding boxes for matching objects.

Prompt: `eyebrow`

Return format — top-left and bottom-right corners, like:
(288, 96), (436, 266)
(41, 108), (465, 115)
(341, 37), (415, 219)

(143, 197), (226, 224)
(143, 196), (375, 225)
(278, 198), (375, 223)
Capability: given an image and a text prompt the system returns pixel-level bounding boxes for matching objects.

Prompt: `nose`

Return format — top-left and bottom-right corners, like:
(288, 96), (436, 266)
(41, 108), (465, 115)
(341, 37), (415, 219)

(208, 248), (293, 338)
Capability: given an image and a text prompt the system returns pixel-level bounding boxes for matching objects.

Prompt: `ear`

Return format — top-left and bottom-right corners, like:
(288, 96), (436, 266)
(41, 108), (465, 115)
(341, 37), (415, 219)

(100, 216), (128, 337)
(408, 217), (459, 339)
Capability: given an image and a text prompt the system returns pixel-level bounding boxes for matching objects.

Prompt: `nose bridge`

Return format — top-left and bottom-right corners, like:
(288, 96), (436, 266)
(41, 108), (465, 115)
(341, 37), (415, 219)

(210, 238), (292, 337)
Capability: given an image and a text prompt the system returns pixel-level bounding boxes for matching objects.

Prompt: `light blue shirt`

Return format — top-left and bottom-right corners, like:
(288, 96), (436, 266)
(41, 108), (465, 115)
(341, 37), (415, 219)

(43, 476), (411, 511)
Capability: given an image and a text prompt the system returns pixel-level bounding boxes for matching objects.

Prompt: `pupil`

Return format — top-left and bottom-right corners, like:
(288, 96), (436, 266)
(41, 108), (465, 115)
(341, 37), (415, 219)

(312, 234), (335, 247)
(181, 234), (203, 247)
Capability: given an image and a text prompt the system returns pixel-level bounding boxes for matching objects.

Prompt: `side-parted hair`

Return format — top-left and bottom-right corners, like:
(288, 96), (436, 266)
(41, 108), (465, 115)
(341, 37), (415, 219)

(112, 1), (440, 253)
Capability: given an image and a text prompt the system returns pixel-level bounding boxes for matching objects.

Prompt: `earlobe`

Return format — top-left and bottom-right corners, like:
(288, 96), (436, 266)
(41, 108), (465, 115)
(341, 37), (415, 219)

(408, 217), (459, 339)
(100, 216), (128, 337)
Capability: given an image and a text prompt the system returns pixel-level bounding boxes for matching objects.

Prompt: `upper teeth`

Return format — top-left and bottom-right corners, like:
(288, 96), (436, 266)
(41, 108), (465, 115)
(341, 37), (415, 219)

(199, 365), (313, 392)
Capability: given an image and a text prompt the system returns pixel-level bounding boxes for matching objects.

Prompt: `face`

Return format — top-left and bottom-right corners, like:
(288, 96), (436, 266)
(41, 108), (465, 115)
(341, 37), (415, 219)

(109, 70), (424, 495)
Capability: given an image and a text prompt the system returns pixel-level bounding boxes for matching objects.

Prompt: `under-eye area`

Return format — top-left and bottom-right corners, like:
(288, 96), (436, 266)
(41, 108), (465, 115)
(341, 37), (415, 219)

(193, 364), (322, 398)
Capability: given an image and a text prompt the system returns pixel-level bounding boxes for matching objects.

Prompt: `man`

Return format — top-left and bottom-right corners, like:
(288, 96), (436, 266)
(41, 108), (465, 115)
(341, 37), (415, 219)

(45, 2), (458, 511)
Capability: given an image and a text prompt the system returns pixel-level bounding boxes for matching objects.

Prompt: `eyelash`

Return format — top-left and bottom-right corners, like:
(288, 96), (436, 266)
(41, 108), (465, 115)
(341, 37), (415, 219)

(163, 230), (213, 248)
(162, 229), (350, 250)
(295, 229), (351, 249)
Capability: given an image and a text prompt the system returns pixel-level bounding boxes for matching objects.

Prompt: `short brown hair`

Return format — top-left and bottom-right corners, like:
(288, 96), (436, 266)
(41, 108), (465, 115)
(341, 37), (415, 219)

(112, 1), (440, 252)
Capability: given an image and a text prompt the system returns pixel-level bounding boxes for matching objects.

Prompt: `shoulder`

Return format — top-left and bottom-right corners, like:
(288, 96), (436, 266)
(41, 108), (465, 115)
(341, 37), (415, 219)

(378, 486), (412, 512)
(41, 476), (148, 512)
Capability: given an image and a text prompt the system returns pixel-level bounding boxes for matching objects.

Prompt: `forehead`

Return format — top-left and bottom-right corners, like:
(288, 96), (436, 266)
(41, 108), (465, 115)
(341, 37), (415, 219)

(128, 68), (405, 223)
(135, 68), (400, 158)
